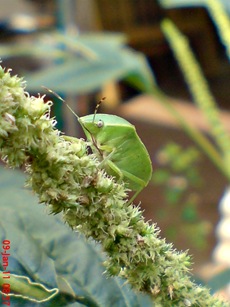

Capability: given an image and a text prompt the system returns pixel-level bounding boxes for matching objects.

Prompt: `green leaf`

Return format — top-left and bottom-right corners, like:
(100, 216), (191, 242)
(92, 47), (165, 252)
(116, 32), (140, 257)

(123, 52), (156, 93)
(0, 31), (156, 95)
(0, 166), (153, 306)
(0, 31), (153, 95)
(207, 268), (230, 294)
(25, 47), (155, 95)
(158, 0), (204, 9)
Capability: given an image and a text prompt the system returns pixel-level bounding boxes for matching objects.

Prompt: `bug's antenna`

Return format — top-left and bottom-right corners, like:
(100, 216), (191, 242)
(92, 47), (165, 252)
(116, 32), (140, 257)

(93, 97), (106, 123)
(42, 86), (104, 157)
(42, 86), (80, 120)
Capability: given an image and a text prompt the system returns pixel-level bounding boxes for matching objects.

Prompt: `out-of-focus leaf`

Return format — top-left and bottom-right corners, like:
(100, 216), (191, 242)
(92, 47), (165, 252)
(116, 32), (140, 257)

(207, 269), (230, 294)
(158, 0), (203, 8)
(0, 166), (153, 306)
(0, 32), (126, 61)
(25, 47), (155, 95)
(158, 0), (230, 13)
(0, 30), (156, 95)
(124, 52), (156, 93)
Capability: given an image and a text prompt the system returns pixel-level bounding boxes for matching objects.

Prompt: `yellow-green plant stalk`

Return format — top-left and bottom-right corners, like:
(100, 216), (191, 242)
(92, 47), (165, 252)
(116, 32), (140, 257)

(150, 87), (228, 179)
(162, 19), (230, 180)
(206, 0), (230, 59)
(0, 65), (227, 306)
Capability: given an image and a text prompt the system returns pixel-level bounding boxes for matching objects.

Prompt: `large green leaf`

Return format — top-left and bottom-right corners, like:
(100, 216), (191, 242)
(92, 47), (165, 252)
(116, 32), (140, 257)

(0, 32), (126, 60)
(24, 35), (155, 95)
(207, 269), (230, 294)
(0, 31), (155, 95)
(158, 0), (203, 8)
(0, 166), (153, 306)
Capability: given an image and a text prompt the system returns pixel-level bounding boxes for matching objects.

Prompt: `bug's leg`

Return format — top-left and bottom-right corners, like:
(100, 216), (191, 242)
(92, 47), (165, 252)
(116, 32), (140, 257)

(96, 145), (148, 205)
(105, 158), (124, 180)
(105, 160), (146, 205)
(127, 189), (141, 205)
(97, 146), (116, 167)
(120, 169), (146, 205)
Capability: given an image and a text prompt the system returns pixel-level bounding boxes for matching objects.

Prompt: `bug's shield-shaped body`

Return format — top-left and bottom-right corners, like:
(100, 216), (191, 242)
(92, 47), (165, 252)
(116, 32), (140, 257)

(79, 114), (152, 201)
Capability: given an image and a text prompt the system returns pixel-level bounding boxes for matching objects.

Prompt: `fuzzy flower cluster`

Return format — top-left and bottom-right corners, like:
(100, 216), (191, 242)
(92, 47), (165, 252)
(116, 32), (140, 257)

(161, 19), (230, 179)
(0, 65), (227, 306)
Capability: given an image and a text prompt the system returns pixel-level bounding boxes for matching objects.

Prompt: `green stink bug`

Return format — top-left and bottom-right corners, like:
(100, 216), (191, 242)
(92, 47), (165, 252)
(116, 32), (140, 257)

(45, 88), (152, 204)
(79, 113), (152, 203)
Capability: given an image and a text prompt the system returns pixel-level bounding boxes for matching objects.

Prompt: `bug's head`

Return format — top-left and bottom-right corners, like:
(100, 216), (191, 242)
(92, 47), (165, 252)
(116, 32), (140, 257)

(78, 97), (106, 137)
(79, 114), (105, 137)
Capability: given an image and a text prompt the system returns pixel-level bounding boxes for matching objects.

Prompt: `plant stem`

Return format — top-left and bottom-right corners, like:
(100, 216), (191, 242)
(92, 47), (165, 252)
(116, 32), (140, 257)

(161, 18), (230, 181)
(0, 65), (227, 306)
(151, 88), (230, 180)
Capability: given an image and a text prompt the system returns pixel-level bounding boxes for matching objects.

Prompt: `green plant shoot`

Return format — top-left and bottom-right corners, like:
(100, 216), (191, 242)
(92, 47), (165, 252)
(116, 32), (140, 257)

(45, 88), (152, 204)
